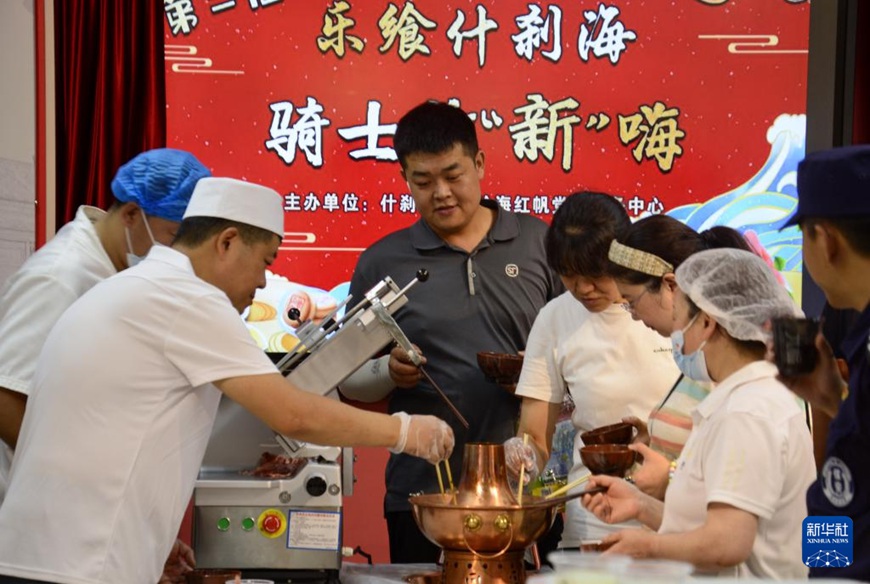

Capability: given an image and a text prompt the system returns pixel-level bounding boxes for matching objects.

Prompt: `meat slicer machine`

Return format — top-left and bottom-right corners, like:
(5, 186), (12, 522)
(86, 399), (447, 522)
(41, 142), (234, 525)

(193, 273), (427, 580)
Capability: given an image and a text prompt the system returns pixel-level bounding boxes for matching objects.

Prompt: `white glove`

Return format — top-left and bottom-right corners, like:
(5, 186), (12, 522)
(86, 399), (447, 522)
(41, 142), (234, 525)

(388, 412), (455, 464)
(504, 436), (539, 484)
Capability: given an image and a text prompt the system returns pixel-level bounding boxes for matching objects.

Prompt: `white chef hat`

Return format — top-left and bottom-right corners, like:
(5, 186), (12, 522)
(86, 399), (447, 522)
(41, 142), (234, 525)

(183, 177), (284, 238)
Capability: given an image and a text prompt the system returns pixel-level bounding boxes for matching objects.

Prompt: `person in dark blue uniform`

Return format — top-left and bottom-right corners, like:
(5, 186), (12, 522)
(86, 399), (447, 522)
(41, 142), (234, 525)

(778, 145), (870, 580)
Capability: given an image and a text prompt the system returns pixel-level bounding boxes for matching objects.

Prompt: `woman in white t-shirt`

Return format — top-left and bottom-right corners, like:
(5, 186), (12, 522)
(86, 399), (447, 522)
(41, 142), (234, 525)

(505, 192), (679, 548)
(606, 215), (752, 500)
(582, 249), (816, 579)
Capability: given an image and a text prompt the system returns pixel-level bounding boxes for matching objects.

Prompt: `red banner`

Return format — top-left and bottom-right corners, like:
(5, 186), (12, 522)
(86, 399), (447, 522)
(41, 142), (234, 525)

(165, 0), (809, 322)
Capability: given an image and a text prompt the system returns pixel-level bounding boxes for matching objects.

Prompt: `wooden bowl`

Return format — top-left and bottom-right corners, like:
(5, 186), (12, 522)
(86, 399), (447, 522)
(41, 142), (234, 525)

(580, 444), (636, 477)
(580, 422), (634, 445)
(476, 351), (524, 387)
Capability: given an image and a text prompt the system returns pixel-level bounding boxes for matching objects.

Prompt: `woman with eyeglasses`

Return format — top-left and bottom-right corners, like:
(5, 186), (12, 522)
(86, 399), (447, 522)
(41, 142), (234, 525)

(606, 215), (751, 500)
(583, 248), (814, 579)
(504, 192), (679, 550)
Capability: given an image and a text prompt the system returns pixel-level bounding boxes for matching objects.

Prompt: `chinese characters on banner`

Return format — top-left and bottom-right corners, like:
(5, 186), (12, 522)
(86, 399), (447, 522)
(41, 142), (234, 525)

(164, 0), (809, 303)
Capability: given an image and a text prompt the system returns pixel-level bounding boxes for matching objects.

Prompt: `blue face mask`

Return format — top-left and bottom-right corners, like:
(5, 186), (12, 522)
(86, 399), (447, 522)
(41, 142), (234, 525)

(670, 312), (712, 382)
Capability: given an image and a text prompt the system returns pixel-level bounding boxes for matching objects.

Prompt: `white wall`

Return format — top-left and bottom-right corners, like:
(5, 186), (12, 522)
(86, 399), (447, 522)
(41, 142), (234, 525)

(0, 0), (36, 286)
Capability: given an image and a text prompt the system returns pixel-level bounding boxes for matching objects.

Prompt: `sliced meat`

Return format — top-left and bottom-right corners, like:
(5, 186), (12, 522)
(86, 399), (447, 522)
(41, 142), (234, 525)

(241, 451), (308, 479)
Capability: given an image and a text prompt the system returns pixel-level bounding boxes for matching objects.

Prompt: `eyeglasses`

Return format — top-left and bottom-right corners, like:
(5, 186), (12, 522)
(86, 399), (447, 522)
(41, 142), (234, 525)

(621, 288), (649, 314)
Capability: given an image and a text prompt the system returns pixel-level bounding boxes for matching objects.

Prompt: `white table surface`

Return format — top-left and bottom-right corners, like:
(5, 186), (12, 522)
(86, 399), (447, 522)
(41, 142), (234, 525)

(339, 561), (866, 584)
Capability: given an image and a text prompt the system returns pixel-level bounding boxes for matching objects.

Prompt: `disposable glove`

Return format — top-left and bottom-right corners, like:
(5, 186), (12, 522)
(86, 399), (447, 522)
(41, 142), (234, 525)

(389, 411), (455, 464)
(503, 436), (539, 484)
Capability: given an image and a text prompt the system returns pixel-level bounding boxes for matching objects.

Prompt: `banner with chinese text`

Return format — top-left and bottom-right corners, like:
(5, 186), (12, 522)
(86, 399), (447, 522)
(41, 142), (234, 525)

(164, 0), (809, 349)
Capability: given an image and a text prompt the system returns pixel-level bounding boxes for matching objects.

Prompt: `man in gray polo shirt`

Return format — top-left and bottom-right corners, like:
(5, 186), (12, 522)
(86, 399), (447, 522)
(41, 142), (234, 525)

(340, 101), (563, 563)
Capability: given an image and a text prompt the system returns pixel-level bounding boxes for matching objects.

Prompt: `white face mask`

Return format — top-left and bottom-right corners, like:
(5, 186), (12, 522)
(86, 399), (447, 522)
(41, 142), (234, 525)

(125, 213), (158, 268)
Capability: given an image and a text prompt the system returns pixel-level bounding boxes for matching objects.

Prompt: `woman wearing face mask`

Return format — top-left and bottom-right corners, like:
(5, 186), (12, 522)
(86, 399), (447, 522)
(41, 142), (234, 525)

(582, 248), (815, 579)
(607, 215), (751, 499)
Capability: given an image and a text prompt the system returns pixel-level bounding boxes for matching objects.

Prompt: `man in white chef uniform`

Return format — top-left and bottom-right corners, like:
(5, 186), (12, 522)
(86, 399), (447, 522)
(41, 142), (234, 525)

(0, 177), (454, 584)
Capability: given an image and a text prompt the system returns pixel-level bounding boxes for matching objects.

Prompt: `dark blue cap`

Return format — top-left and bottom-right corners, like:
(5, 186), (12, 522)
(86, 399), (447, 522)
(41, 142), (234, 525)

(783, 145), (870, 228)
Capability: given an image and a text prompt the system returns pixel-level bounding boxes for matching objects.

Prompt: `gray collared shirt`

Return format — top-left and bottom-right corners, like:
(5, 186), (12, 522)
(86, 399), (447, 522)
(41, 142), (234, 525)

(348, 199), (563, 512)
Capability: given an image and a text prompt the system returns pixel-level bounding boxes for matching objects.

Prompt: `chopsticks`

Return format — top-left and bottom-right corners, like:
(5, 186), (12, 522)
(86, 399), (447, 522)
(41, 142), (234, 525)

(419, 367), (470, 429)
(445, 459), (455, 493)
(517, 433), (529, 505)
(545, 473), (591, 500)
(435, 459), (456, 501)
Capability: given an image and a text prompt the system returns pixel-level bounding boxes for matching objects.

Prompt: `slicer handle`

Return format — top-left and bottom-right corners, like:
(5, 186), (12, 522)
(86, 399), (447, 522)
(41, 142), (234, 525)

(392, 268), (429, 304)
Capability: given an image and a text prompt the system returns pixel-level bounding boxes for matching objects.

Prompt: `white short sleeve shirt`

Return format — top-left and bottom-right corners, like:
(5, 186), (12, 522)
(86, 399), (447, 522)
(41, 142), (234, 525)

(0, 206), (115, 503)
(0, 246), (278, 584)
(516, 292), (679, 545)
(0, 206), (115, 395)
(661, 360), (815, 579)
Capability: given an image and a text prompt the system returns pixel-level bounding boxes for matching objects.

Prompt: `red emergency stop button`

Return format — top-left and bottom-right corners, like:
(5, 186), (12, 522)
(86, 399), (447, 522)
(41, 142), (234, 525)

(263, 514), (281, 534)
(257, 508), (287, 539)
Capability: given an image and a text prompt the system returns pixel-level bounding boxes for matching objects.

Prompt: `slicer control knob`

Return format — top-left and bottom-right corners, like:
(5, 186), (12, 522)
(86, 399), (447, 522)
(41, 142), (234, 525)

(306, 474), (328, 497)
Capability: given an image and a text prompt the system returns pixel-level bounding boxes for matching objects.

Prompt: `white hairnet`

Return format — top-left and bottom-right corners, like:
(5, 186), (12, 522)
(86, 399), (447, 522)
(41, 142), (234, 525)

(675, 248), (801, 343)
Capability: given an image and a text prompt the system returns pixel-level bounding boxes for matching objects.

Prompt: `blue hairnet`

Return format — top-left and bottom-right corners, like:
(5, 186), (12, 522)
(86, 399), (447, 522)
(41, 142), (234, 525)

(110, 148), (211, 222)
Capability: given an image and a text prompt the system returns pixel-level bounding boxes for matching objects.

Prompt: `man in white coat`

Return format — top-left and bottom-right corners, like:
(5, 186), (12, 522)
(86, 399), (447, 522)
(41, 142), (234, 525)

(0, 177), (453, 584)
